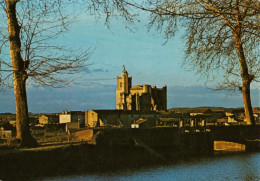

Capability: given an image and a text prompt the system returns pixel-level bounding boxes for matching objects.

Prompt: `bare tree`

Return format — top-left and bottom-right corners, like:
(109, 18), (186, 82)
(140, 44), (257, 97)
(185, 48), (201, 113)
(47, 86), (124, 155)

(120, 0), (259, 125)
(85, 0), (137, 30)
(1, 0), (90, 147)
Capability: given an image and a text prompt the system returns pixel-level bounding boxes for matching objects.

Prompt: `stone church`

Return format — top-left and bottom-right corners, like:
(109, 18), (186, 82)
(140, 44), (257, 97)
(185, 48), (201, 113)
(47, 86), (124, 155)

(116, 66), (167, 111)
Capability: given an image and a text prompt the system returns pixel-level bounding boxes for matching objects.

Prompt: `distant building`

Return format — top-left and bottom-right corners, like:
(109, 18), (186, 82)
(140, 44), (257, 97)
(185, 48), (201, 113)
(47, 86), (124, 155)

(85, 109), (161, 128)
(159, 112), (191, 127)
(188, 108), (213, 116)
(131, 118), (157, 128)
(66, 122), (81, 133)
(9, 120), (16, 127)
(217, 118), (229, 126)
(116, 67), (167, 111)
(0, 121), (13, 130)
(158, 118), (180, 127)
(231, 109), (245, 121)
(59, 111), (85, 125)
(0, 130), (12, 139)
(39, 115), (59, 125)
(0, 121), (13, 139)
(252, 108), (260, 123)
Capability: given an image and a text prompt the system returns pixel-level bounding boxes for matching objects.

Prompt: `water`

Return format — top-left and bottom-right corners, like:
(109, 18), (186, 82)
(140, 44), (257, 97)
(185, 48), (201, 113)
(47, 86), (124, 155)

(46, 152), (260, 181)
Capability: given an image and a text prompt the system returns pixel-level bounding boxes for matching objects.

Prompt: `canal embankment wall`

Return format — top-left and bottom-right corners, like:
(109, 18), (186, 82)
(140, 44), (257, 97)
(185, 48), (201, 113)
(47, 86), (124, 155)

(92, 127), (213, 159)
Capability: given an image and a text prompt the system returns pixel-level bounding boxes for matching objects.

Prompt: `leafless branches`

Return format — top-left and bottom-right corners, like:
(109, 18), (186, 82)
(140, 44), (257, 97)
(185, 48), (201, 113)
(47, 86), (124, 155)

(115, 0), (259, 124)
(0, 0), (91, 89)
(125, 0), (259, 91)
(86, 0), (137, 29)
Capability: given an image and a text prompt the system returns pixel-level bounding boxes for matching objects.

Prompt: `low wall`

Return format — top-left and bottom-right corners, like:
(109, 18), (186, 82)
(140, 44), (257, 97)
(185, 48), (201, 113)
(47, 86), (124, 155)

(94, 128), (213, 159)
(74, 129), (94, 141)
(214, 141), (245, 151)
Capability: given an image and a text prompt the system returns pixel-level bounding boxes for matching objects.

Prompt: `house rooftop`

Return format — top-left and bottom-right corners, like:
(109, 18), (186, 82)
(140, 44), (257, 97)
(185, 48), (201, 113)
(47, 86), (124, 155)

(61, 111), (85, 114)
(135, 118), (147, 125)
(130, 85), (145, 90)
(89, 109), (161, 115)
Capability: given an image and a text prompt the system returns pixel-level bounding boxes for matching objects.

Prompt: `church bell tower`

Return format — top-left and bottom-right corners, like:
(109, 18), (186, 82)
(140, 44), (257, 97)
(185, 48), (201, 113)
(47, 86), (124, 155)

(116, 66), (132, 110)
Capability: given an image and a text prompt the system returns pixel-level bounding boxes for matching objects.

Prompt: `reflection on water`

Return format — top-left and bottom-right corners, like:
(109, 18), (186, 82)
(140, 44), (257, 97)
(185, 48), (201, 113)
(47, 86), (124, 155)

(46, 152), (260, 181)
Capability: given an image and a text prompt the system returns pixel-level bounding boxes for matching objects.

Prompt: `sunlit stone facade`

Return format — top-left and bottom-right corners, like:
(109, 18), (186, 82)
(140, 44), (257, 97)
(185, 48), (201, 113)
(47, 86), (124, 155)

(116, 67), (167, 111)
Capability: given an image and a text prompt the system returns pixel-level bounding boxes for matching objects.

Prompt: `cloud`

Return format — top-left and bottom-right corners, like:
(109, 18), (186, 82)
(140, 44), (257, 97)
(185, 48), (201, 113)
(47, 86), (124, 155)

(91, 68), (109, 73)
(167, 85), (260, 108)
(0, 85), (259, 113)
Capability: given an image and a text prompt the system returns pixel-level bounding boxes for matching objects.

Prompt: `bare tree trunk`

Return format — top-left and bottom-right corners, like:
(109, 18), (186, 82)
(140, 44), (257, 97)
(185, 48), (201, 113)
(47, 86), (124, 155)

(13, 73), (36, 146)
(241, 80), (254, 125)
(5, 0), (37, 147)
(232, 1), (255, 126)
(234, 35), (255, 125)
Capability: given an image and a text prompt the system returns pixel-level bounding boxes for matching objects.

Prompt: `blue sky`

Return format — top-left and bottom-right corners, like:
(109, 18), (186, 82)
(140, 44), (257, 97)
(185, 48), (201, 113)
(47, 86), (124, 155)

(63, 13), (203, 87)
(1, 13), (259, 113)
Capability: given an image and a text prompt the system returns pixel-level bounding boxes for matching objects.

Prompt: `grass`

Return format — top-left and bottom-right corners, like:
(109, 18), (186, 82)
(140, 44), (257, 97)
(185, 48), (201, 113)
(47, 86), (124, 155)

(0, 142), (166, 181)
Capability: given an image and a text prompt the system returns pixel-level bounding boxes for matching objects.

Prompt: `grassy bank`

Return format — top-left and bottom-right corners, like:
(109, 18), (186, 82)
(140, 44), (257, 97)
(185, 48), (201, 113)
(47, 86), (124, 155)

(0, 130), (215, 180)
(0, 143), (166, 181)
(1, 139), (257, 180)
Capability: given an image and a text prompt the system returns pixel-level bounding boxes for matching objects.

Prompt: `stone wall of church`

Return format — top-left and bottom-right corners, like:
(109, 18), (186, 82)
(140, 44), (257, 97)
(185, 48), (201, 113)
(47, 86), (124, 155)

(116, 69), (167, 111)
(151, 86), (167, 111)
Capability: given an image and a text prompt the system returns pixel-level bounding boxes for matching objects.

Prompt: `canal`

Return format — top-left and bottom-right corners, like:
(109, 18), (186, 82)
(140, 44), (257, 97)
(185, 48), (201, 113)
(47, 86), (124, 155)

(45, 152), (260, 181)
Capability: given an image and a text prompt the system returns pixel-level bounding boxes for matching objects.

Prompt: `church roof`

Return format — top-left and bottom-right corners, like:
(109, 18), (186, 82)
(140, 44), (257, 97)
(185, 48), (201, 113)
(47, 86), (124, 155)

(135, 118), (147, 125)
(131, 85), (143, 90)
(89, 109), (160, 115)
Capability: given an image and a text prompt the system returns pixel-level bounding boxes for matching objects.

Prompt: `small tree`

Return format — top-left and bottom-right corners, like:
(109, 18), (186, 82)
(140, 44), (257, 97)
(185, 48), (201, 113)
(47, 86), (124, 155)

(0, 0), (90, 147)
(122, 0), (259, 125)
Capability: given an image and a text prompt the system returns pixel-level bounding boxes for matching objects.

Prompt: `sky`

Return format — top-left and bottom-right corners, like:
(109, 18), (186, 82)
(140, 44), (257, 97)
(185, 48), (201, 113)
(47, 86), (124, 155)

(0, 12), (259, 113)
